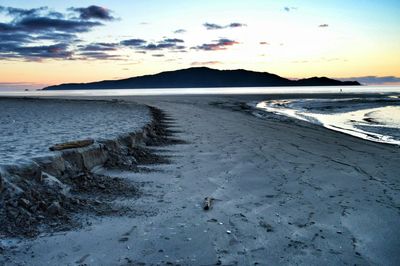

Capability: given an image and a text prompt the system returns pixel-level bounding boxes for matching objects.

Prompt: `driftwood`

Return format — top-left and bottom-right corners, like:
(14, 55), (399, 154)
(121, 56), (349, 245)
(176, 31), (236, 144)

(203, 197), (213, 210)
(49, 139), (94, 151)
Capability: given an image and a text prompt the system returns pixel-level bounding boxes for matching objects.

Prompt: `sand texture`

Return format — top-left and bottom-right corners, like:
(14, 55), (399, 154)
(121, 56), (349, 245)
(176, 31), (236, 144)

(1, 94), (399, 265)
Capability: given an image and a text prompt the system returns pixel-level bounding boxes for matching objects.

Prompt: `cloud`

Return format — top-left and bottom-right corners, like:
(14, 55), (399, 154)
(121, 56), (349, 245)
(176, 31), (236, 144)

(228, 22), (246, 28)
(77, 51), (120, 60)
(0, 6), (102, 33)
(11, 43), (72, 60)
(17, 16), (102, 32)
(191, 61), (221, 66)
(203, 22), (246, 30)
(259, 41), (269, 45)
(69, 5), (115, 20)
(152, 54), (164, 57)
(339, 76), (400, 85)
(0, 5), (115, 60)
(203, 23), (224, 30)
(121, 38), (186, 51)
(284, 7), (297, 12)
(0, 6), (47, 18)
(0, 32), (32, 43)
(163, 38), (184, 43)
(192, 38), (239, 51)
(319, 24), (329, 27)
(141, 42), (185, 50)
(35, 32), (79, 41)
(120, 38), (147, 46)
(78, 42), (119, 51)
(173, 29), (186, 34)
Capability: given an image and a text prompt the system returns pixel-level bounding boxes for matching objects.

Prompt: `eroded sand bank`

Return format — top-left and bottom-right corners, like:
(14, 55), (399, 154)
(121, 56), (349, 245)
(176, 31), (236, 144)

(1, 94), (399, 265)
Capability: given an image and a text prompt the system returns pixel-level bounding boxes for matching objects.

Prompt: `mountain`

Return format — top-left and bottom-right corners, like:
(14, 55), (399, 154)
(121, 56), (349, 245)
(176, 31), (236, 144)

(43, 67), (360, 90)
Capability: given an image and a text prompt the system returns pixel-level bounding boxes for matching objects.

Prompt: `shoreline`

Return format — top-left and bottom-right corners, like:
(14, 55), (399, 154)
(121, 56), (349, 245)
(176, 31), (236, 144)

(253, 97), (400, 146)
(1, 94), (399, 265)
(0, 102), (175, 237)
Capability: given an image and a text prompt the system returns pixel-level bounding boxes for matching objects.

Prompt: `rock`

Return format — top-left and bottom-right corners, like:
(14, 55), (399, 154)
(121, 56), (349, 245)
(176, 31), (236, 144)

(18, 198), (31, 209)
(0, 170), (3, 191)
(42, 172), (70, 194)
(203, 197), (213, 210)
(259, 221), (273, 232)
(48, 201), (62, 215)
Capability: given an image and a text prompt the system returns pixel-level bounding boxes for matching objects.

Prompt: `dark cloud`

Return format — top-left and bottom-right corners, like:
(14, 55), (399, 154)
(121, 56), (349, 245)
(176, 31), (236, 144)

(192, 38), (239, 51)
(0, 32), (31, 43)
(0, 6), (48, 18)
(120, 38), (147, 46)
(339, 76), (400, 85)
(191, 61), (221, 66)
(141, 42), (185, 50)
(35, 32), (79, 41)
(0, 5), (102, 34)
(259, 41), (269, 45)
(163, 38), (184, 43)
(70, 5), (114, 20)
(173, 29), (186, 34)
(0, 22), (16, 32)
(203, 22), (246, 30)
(121, 38), (185, 51)
(10, 43), (72, 60)
(17, 17), (102, 32)
(284, 7), (297, 12)
(203, 23), (224, 30)
(0, 5), (115, 60)
(152, 54), (165, 57)
(78, 42), (119, 51)
(319, 24), (329, 27)
(76, 42), (123, 60)
(228, 22), (247, 28)
(77, 51), (120, 60)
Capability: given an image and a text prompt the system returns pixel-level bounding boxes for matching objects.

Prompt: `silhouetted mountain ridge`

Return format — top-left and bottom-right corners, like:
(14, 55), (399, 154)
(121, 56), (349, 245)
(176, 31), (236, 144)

(43, 67), (360, 90)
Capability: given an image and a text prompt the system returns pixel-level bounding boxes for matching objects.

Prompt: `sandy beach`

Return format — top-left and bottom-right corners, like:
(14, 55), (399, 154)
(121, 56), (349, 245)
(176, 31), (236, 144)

(1, 94), (399, 265)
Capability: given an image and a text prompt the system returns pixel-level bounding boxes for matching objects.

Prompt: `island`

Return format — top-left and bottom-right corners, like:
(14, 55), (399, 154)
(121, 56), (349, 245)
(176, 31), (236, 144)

(42, 67), (360, 90)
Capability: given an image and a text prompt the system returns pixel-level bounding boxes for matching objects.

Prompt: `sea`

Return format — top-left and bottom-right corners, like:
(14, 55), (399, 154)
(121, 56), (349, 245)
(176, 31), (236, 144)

(0, 85), (399, 146)
(256, 95), (400, 145)
(0, 98), (150, 165)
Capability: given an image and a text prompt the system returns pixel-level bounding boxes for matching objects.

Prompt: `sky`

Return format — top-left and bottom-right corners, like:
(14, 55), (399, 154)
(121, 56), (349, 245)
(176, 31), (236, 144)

(0, 0), (399, 90)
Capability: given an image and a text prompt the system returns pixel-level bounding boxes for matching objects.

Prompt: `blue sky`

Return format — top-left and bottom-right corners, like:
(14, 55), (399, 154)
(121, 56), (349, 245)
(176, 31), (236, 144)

(0, 0), (399, 88)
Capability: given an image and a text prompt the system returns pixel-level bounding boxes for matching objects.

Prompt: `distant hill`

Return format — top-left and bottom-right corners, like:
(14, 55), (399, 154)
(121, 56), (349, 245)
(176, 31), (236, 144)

(43, 67), (360, 90)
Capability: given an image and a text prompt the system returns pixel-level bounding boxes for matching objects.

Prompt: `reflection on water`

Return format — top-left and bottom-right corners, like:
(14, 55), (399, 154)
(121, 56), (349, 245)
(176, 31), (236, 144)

(1, 85), (399, 146)
(0, 85), (400, 96)
(256, 96), (400, 145)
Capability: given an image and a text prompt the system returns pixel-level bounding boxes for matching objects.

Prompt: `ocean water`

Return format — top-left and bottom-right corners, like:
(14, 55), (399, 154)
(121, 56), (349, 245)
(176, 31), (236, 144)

(256, 95), (400, 145)
(0, 85), (400, 96)
(0, 98), (150, 165)
(1, 85), (399, 147)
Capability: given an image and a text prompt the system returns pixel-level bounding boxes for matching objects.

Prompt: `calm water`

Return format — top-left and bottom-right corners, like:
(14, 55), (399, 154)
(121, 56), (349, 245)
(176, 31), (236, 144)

(0, 85), (400, 96)
(0, 99), (150, 165)
(1, 85), (400, 146)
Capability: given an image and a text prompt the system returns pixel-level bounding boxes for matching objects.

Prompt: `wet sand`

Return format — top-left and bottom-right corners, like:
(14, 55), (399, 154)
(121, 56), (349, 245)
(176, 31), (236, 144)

(1, 94), (400, 265)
